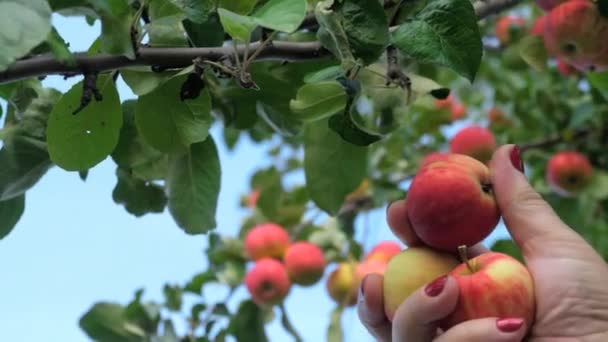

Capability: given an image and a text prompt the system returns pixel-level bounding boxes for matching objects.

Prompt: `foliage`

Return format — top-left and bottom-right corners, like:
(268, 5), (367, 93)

(1, 0), (608, 341)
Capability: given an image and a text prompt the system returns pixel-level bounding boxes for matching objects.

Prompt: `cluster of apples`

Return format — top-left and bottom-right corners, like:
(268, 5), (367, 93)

(497, 0), (608, 73)
(243, 223), (326, 306)
(325, 241), (402, 306)
(382, 153), (536, 331)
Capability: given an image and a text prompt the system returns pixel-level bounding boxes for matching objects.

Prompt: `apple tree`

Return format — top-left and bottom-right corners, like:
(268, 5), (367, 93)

(1, 0), (608, 341)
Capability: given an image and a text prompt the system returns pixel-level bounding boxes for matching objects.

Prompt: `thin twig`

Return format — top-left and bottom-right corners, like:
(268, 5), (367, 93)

(519, 128), (593, 153)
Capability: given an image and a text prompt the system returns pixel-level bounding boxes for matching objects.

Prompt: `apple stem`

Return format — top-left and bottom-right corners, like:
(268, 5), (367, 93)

(458, 245), (474, 273)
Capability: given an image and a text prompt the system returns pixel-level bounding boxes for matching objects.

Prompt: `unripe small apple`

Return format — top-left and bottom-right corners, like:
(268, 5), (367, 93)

(326, 262), (358, 306)
(407, 154), (501, 251)
(245, 258), (291, 306)
(284, 242), (326, 286)
(383, 247), (459, 320)
(364, 241), (402, 264)
(441, 252), (535, 331)
(495, 16), (526, 45)
(449, 126), (497, 164)
(244, 223), (290, 261)
(546, 151), (593, 196)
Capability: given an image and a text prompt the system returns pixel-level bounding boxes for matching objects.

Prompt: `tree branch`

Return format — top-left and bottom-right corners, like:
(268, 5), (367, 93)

(474, 0), (522, 18)
(519, 128), (593, 153)
(0, 41), (328, 84)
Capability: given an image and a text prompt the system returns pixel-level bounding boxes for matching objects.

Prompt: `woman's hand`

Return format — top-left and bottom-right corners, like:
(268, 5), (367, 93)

(358, 145), (608, 341)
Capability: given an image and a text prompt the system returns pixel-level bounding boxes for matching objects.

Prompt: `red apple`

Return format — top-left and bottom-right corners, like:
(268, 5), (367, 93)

(530, 15), (547, 36)
(544, 0), (608, 72)
(420, 152), (450, 169)
(245, 258), (291, 306)
(326, 262), (358, 306)
(449, 126), (497, 164)
(383, 247), (460, 320)
(356, 260), (387, 279)
(495, 16), (526, 45)
(441, 252), (535, 331)
(244, 223), (290, 261)
(451, 103), (466, 121)
(536, 0), (568, 11)
(556, 59), (578, 76)
(435, 95), (455, 111)
(364, 241), (402, 264)
(247, 189), (260, 208)
(546, 151), (593, 196)
(284, 242), (326, 286)
(407, 154), (501, 251)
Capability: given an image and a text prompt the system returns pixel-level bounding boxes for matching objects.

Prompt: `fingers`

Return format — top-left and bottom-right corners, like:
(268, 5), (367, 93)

(489, 145), (598, 259)
(358, 274), (391, 342)
(387, 199), (422, 246)
(392, 275), (459, 342)
(435, 317), (527, 342)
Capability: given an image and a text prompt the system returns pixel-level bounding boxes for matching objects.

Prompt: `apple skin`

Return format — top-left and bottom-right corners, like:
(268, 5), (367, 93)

(407, 154), (501, 251)
(420, 152), (450, 169)
(495, 16), (526, 45)
(546, 151), (593, 196)
(556, 59), (578, 76)
(487, 107), (512, 127)
(536, 0), (567, 11)
(326, 262), (359, 306)
(383, 247), (460, 321)
(245, 258), (291, 306)
(451, 103), (466, 121)
(364, 241), (402, 264)
(449, 126), (497, 164)
(530, 15), (547, 36)
(544, 0), (608, 72)
(244, 223), (290, 261)
(284, 242), (326, 286)
(440, 252), (535, 330)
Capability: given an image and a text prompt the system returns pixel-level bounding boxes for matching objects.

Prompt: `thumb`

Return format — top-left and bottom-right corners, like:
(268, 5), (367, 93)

(489, 145), (595, 259)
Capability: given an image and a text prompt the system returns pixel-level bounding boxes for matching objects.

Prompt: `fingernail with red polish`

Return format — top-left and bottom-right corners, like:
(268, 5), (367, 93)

(424, 275), (447, 297)
(510, 145), (525, 173)
(496, 317), (524, 333)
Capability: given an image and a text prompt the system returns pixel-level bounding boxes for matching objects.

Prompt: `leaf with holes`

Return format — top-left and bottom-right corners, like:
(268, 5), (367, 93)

(46, 75), (122, 171)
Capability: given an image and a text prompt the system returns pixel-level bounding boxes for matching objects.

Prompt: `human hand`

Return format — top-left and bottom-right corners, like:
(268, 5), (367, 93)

(358, 145), (608, 341)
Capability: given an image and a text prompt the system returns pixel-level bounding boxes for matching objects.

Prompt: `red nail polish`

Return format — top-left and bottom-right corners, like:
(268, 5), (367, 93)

(509, 145), (525, 173)
(496, 317), (524, 332)
(424, 275), (447, 297)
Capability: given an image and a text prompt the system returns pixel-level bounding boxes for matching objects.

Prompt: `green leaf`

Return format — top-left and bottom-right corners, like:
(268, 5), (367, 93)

(218, 8), (258, 42)
(124, 289), (161, 335)
(303, 65), (343, 83)
(490, 239), (524, 263)
(220, 0), (258, 15)
(304, 119), (367, 215)
(290, 81), (347, 122)
(328, 112), (382, 146)
(90, 0), (136, 58)
(112, 168), (167, 217)
(227, 301), (268, 342)
(335, 0), (389, 64)
(168, 0), (215, 23)
(111, 100), (167, 180)
(585, 170), (608, 200)
(47, 75), (122, 171)
(183, 13), (225, 47)
(162, 284), (183, 312)
(135, 76), (213, 153)
(255, 167), (282, 219)
(121, 68), (179, 96)
(79, 302), (146, 342)
(327, 306), (343, 342)
(391, 0), (482, 81)
(519, 35), (548, 71)
(184, 270), (217, 294)
(166, 137), (221, 234)
(0, 195), (25, 240)
(0, 0), (52, 71)
(253, 0), (307, 33)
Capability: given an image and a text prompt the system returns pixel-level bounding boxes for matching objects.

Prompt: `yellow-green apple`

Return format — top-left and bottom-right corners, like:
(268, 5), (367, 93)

(546, 151), (593, 196)
(326, 262), (358, 306)
(449, 126), (497, 164)
(544, 0), (608, 72)
(440, 252), (535, 331)
(284, 242), (326, 286)
(244, 223), (290, 261)
(245, 258), (291, 306)
(407, 154), (501, 251)
(364, 241), (402, 264)
(495, 16), (526, 45)
(383, 247), (460, 320)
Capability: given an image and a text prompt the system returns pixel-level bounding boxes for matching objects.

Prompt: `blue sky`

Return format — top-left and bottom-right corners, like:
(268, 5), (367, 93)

(0, 15), (509, 342)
